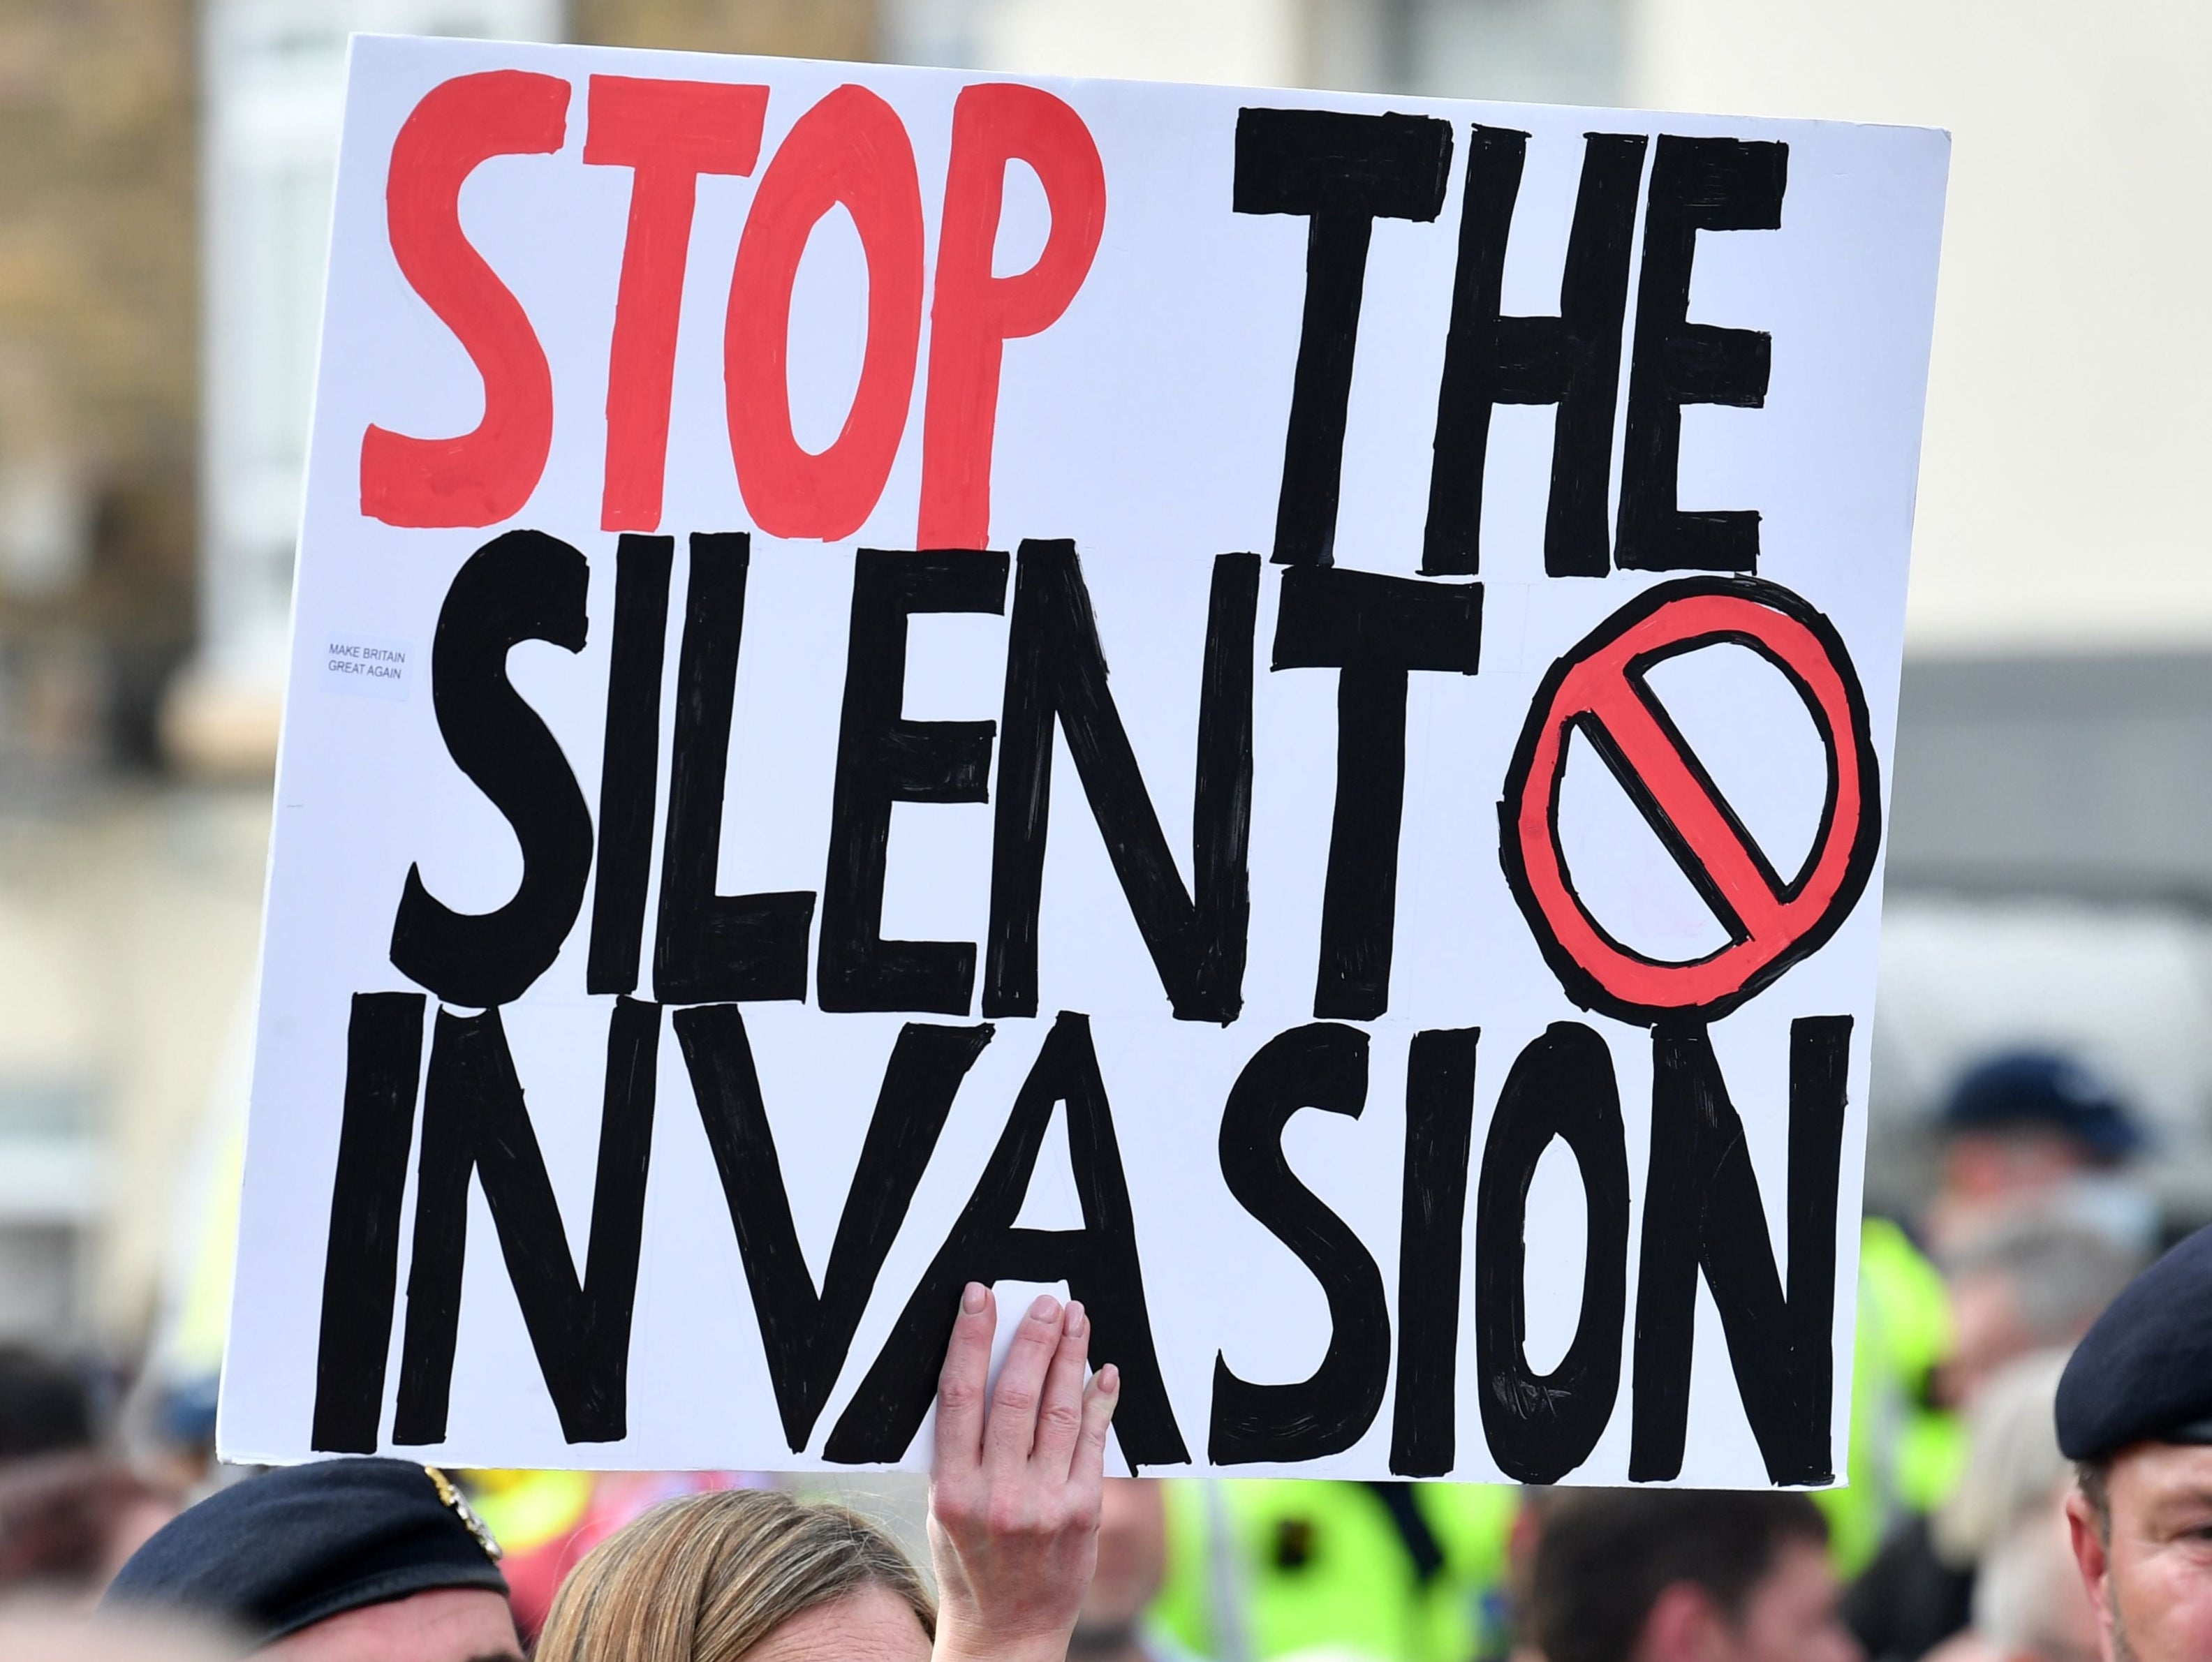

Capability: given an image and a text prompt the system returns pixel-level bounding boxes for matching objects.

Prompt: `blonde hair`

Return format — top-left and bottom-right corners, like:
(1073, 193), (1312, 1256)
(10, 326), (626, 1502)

(533, 1489), (934, 1662)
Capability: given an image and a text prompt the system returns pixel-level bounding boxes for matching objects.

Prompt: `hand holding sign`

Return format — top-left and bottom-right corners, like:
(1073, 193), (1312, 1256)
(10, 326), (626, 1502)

(929, 1286), (1119, 1662)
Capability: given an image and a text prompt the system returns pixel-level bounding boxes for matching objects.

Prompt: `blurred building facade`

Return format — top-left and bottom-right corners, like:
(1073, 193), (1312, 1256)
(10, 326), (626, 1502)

(0, 0), (206, 1353)
(0, 0), (196, 778)
(1, 0), (2209, 1351)
(0, 0), (876, 1355)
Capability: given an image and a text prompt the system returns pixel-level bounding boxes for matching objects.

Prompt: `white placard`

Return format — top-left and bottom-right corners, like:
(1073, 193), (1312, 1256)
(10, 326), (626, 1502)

(221, 32), (1948, 1485)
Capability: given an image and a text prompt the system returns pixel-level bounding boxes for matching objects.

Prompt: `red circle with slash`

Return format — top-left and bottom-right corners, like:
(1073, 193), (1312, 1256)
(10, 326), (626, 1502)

(1498, 577), (1882, 1025)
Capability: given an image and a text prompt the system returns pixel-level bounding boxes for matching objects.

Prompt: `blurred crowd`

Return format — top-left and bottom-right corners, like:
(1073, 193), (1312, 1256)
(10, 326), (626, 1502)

(0, 1041), (2188, 1662)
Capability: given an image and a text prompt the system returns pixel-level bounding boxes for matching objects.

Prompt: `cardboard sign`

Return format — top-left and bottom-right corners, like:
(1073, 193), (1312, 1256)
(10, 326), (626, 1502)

(219, 33), (1947, 1484)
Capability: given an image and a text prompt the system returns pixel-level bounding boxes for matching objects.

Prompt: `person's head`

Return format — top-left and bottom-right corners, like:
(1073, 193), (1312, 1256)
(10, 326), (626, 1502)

(2056, 1223), (2212, 1662)
(1529, 1490), (1856, 1662)
(1931, 1349), (2101, 1661)
(4, 1608), (244, 1662)
(533, 1487), (934, 1662)
(1977, 1492), (2100, 1662)
(101, 1458), (517, 1660)
(1070, 1479), (1165, 1656)
(1932, 1348), (2074, 1569)
(0, 1453), (178, 1599)
(0, 1346), (94, 1461)
(1933, 1053), (2143, 1245)
(1940, 1216), (2137, 1408)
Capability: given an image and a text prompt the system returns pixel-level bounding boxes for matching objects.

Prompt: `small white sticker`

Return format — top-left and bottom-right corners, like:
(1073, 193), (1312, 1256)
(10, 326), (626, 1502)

(323, 632), (415, 702)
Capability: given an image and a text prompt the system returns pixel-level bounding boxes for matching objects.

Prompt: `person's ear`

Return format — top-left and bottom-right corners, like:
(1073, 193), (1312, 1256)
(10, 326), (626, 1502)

(2065, 1487), (2114, 1647)
(1636, 1582), (1731, 1662)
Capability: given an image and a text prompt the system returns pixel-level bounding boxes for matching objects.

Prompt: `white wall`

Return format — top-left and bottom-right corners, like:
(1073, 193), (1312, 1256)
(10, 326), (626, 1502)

(1628, 0), (2212, 655)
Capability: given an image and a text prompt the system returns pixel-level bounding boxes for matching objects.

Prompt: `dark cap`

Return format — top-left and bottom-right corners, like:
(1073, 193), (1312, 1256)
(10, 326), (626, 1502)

(1942, 1049), (2143, 1162)
(101, 1457), (508, 1643)
(2056, 1222), (2212, 1461)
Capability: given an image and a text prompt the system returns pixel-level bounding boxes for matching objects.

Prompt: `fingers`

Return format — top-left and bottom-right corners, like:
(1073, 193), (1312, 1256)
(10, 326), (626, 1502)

(985, 1293), (1066, 1469)
(929, 1299), (1118, 1662)
(1031, 1300), (1092, 1476)
(934, 1282), (996, 1477)
(1074, 1363), (1120, 1488)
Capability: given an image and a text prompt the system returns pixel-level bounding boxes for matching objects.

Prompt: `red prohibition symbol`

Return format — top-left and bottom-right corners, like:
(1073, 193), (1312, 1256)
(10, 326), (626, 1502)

(1498, 577), (1882, 1025)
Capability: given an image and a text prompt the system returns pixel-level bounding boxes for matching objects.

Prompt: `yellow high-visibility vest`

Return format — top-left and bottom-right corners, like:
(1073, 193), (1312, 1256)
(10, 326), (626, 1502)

(1153, 1480), (1517, 1662)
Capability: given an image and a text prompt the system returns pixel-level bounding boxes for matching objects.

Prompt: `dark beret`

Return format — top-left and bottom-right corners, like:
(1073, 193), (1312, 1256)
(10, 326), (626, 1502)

(101, 1457), (507, 1643)
(2057, 1222), (2212, 1461)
